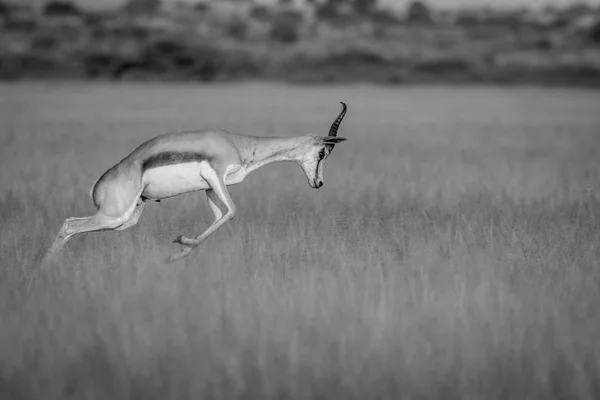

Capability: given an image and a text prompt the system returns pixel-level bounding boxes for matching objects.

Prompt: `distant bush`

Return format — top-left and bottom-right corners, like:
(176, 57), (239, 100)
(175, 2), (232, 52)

(96, 38), (265, 82)
(0, 57), (19, 80)
(93, 23), (151, 42)
(466, 25), (512, 42)
(413, 57), (473, 76)
(123, 0), (161, 15)
(590, 21), (600, 44)
(541, 64), (600, 83)
(269, 12), (302, 44)
(84, 52), (130, 78)
(280, 43), (403, 84)
(0, 53), (65, 79)
(315, 1), (341, 21)
(30, 34), (61, 52)
(535, 38), (553, 51)
(42, 1), (81, 17)
(326, 47), (388, 65)
(406, 1), (433, 25)
(193, 2), (210, 13)
(83, 11), (107, 28)
(487, 63), (600, 86)
(355, 0), (378, 15)
(250, 4), (271, 22)
(226, 18), (249, 41)
(270, 23), (299, 43)
(0, 1), (9, 16)
(218, 48), (264, 78)
(316, 0), (377, 19)
(135, 39), (220, 80)
(371, 9), (402, 26)
(455, 14), (479, 27)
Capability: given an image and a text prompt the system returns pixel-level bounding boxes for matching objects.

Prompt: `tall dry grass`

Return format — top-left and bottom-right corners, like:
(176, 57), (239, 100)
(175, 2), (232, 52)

(1, 82), (600, 399)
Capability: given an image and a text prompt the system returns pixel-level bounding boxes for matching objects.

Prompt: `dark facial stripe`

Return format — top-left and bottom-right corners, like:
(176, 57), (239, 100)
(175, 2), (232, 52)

(142, 151), (212, 172)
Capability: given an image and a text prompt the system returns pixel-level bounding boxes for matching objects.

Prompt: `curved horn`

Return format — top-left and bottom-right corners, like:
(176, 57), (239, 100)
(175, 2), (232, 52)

(328, 102), (347, 137)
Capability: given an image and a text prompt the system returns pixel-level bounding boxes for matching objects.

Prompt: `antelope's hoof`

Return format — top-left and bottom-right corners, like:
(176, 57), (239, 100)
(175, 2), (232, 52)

(172, 235), (185, 244)
(172, 235), (190, 245)
(173, 235), (197, 247)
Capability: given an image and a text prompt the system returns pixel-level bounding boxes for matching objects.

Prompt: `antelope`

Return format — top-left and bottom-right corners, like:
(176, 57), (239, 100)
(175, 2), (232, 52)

(43, 102), (348, 264)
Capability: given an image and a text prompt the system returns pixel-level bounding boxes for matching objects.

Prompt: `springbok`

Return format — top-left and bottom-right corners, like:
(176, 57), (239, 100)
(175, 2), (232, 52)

(43, 102), (348, 264)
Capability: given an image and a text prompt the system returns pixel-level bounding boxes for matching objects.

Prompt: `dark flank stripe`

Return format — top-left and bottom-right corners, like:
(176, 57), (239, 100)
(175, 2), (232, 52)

(141, 151), (212, 172)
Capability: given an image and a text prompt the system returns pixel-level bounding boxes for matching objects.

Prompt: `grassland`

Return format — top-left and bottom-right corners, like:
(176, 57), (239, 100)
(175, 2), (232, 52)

(1, 82), (600, 399)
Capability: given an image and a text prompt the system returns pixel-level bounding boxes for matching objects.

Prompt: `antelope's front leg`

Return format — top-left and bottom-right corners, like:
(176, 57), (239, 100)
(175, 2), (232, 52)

(172, 189), (224, 247)
(168, 175), (236, 263)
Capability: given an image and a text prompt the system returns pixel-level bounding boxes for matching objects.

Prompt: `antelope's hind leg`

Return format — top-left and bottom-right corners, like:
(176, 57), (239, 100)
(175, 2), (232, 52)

(115, 198), (146, 231)
(42, 212), (130, 266)
(42, 181), (144, 266)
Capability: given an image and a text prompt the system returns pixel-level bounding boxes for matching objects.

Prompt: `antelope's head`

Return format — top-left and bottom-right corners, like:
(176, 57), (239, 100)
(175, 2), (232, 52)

(298, 102), (348, 189)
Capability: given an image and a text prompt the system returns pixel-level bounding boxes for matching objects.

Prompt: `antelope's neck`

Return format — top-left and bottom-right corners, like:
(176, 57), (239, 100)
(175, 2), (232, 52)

(242, 136), (303, 174)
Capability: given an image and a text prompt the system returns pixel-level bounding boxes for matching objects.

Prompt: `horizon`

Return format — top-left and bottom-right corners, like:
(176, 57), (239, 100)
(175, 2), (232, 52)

(382, 0), (600, 8)
(24, 0), (600, 11)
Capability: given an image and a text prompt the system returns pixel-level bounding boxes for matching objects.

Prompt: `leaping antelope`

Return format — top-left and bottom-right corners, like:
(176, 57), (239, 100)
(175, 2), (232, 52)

(43, 102), (348, 264)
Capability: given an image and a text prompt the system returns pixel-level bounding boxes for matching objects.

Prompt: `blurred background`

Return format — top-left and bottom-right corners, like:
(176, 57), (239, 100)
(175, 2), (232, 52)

(1, 0), (600, 85)
(2, 1), (600, 399)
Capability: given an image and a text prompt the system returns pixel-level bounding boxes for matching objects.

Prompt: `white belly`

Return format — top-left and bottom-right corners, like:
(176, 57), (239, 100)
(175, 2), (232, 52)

(142, 163), (210, 199)
(141, 162), (248, 200)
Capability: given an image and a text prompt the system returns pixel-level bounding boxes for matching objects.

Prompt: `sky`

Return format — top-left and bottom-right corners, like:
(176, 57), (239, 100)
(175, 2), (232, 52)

(29, 0), (600, 11)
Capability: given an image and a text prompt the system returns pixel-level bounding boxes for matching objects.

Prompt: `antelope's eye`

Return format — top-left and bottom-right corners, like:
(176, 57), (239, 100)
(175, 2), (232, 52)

(319, 149), (325, 159)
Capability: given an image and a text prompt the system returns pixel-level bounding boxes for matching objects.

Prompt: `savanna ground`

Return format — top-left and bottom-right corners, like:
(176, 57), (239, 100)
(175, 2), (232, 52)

(1, 82), (600, 399)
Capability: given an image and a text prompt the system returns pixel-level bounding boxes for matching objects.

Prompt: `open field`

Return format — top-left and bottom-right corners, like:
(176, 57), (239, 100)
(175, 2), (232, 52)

(1, 82), (600, 399)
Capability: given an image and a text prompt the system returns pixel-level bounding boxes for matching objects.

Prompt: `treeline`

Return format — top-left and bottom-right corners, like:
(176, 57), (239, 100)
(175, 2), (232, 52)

(1, 0), (600, 86)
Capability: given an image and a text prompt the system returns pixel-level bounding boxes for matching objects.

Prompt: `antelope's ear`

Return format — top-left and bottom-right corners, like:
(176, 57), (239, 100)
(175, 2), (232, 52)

(322, 137), (348, 144)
